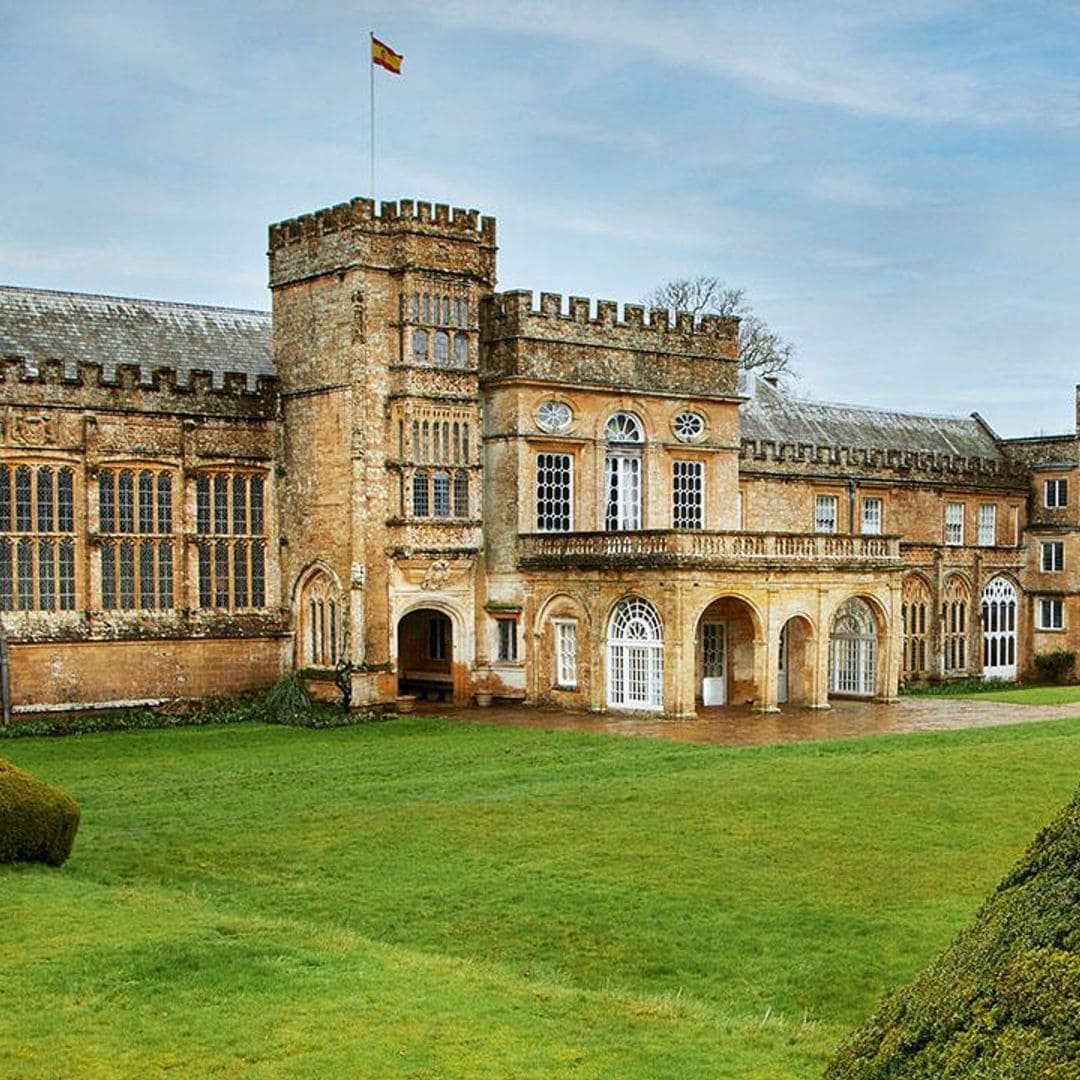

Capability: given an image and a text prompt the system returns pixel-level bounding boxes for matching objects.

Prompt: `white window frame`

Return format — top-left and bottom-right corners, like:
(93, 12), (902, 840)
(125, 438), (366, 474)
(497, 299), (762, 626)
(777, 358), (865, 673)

(554, 618), (577, 688)
(536, 452), (573, 532)
(672, 460), (704, 529)
(495, 617), (518, 662)
(1041, 541), (1065, 573)
(861, 497), (882, 536)
(605, 452), (642, 532)
(815, 494), (838, 534)
(1045, 478), (1068, 508)
(944, 502), (965, 546)
(1037, 598), (1064, 630)
(978, 503), (997, 547)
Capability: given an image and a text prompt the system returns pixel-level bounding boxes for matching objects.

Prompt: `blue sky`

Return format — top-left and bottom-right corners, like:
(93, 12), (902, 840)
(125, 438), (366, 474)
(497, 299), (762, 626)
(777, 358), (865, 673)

(3, 0), (1079, 436)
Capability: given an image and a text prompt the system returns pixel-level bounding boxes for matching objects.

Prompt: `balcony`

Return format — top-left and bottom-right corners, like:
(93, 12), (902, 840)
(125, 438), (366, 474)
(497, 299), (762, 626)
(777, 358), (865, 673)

(518, 530), (903, 571)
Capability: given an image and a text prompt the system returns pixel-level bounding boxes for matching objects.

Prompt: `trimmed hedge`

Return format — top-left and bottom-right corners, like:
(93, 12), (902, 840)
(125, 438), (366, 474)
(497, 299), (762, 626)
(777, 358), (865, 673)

(0, 757), (80, 866)
(825, 785), (1080, 1079)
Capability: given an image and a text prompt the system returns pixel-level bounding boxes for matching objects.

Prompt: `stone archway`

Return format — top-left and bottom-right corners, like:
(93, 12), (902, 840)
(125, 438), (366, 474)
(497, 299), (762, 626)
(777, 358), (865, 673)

(829, 596), (880, 699)
(778, 614), (814, 706)
(694, 595), (763, 708)
(396, 608), (453, 702)
(607, 596), (663, 710)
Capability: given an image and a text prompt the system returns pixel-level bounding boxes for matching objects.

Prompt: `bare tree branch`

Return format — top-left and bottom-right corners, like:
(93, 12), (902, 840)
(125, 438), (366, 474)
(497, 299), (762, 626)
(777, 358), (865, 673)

(644, 275), (796, 378)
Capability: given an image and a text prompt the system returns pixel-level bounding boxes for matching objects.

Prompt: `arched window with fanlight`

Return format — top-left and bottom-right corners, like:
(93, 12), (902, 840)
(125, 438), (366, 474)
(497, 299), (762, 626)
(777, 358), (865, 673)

(608, 596), (663, 709)
(829, 597), (877, 697)
(604, 412), (644, 532)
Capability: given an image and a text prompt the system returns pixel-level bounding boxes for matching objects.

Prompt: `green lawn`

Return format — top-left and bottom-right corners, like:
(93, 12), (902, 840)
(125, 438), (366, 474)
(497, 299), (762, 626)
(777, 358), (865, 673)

(917, 683), (1080, 706)
(2, 716), (1079, 1079)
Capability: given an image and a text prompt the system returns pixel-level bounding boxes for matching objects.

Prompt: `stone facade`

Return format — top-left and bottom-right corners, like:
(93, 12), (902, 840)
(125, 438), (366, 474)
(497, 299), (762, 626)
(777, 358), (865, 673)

(1, 194), (1078, 715)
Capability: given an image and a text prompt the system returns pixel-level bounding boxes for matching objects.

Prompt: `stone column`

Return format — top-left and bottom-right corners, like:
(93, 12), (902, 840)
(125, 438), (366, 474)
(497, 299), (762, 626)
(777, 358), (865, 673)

(809, 586), (832, 709)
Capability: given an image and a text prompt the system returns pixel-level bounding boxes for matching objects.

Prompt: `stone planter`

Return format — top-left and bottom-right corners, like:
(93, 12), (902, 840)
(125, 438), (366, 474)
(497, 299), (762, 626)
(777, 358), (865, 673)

(475, 691), (493, 708)
(395, 694), (418, 714)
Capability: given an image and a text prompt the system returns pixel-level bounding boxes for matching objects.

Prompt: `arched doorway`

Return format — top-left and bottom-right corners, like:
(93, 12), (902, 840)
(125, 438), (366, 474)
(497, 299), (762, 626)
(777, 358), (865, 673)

(981, 577), (1017, 680)
(607, 596), (663, 709)
(397, 608), (453, 701)
(829, 597), (878, 698)
(778, 615), (813, 706)
(695, 596), (762, 708)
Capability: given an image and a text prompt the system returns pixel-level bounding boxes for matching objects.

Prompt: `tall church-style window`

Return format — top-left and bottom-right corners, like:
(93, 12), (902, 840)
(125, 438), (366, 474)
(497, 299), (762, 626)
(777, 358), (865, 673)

(604, 413), (643, 532)
(0, 463), (76, 612)
(901, 576), (930, 680)
(943, 576), (969, 673)
(195, 471), (267, 610)
(99, 468), (175, 611)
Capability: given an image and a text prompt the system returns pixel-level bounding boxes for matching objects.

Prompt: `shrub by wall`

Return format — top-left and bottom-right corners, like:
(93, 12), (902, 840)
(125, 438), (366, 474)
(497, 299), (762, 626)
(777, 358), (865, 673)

(1033, 650), (1077, 685)
(825, 785), (1080, 1079)
(0, 757), (80, 866)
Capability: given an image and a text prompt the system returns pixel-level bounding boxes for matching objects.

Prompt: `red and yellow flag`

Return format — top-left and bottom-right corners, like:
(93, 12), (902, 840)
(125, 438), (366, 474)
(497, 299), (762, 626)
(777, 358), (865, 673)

(371, 36), (403, 74)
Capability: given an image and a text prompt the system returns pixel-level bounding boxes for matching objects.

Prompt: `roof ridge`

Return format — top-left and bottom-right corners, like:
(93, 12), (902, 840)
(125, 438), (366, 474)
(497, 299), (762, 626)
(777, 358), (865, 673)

(0, 284), (270, 320)
(759, 391), (975, 426)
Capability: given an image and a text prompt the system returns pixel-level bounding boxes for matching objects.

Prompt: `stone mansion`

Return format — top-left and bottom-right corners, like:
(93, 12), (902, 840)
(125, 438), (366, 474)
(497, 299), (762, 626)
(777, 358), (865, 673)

(1, 193), (1077, 716)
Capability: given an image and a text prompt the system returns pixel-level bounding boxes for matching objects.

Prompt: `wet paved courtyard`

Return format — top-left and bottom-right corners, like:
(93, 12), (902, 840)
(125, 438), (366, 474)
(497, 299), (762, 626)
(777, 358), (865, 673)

(424, 696), (1080, 747)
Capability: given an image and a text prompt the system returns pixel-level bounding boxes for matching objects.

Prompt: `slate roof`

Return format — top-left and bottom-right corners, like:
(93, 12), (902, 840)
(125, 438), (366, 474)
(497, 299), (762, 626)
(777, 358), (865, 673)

(0, 285), (272, 390)
(738, 374), (1003, 461)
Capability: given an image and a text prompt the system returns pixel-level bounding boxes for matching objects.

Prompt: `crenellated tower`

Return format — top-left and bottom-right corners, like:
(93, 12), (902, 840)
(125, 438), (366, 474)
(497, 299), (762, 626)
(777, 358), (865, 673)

(269, 197), (496, 705)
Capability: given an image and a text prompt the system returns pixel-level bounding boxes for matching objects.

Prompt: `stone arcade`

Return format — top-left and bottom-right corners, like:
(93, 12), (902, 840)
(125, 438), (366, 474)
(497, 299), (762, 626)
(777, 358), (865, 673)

(1, 194), (1078, 716)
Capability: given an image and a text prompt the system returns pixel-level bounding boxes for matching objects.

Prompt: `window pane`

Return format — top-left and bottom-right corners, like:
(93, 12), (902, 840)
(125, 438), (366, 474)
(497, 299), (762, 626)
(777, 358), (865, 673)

(159, 540), (174, 610)
(453, 334), (468, 367)
(196, 476), (211, 534)
(157, 473), (173, 533)
(37, 539), (54, 610)
(119, 540), (135, 610)
(197, 543), (211, 607)
(251, 542), (266, 607)
(250, 477), (264, 534)
(214, 474), (229, 534)
(411, 328), (428, 364)
(16, 538), (32, 609)
(99, 470), (115, 533)
(454, 471), (469, 518)
(139, 540), (155, 608)
(433, 472), (450, 517)
(0, 467), (10, 532)
(58, 540), (75, 609)
(214, 540), (230, 608)
(118, 471), (134, 533)
(413, 472), (429, 517)
(0, 540), (12, 610)
(233, 475), (248, 535)
(15, 467), (31, 532)
(58, 469), (74, 532)
(433, 331), (450, 367)
(673, 460), (704, 529)
(234, 541), (248, 607)
(101, 540), (116, 609)
(138, 471), (154, 533)
(36, 468), (54, 533)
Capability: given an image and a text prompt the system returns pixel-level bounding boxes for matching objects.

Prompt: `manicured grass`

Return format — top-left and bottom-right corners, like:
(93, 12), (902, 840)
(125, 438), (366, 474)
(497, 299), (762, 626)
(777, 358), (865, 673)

(2, 716), (1079, 1078)
(914, 683), (1080, 706)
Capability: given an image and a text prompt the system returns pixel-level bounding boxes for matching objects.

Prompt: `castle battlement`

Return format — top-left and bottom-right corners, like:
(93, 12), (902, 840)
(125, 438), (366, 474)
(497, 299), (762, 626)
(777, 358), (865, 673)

(481, 289), (739, 341)
(268, 196), (496, 250)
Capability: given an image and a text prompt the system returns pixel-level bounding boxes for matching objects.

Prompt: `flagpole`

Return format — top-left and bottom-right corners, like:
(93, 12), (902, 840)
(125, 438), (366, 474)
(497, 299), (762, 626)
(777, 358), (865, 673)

(369, 31), (375, 200)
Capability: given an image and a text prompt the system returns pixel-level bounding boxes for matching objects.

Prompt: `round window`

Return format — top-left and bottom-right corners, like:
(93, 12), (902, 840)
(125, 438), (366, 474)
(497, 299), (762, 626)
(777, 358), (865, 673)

(537, 401), (572, 433)
(673, 411), (706, 441)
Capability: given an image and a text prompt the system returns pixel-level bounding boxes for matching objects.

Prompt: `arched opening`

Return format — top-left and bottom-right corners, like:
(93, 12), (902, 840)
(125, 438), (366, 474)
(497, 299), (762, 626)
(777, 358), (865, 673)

(695, 596), (762, 708)
(607, 596), (663, 710)
(829, 597), (879, 698)
(604, 412), (644, 532)
(778, 615), (814, 706)
(981, 576), (1017, 680)
(901, 574), (932, 683)
(534, 592), (590, 706)
(296, 569), (342, 669)
(397, 608), (454, 701)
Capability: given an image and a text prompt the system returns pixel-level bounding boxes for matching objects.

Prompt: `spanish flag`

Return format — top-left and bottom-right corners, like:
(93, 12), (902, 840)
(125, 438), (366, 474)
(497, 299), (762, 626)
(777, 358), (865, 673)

(372, 36), (403, 74)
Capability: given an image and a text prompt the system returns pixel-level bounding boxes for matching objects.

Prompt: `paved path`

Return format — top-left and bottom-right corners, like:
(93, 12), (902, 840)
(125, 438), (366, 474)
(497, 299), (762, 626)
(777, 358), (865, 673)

(423, 696), (1080, 747)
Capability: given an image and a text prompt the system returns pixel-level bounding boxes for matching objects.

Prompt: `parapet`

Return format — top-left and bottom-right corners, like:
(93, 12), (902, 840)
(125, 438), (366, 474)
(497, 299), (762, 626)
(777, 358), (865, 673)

(482, 290), (739, 349)
(268, 196), (496, 251)
(479, 290), (740, 398)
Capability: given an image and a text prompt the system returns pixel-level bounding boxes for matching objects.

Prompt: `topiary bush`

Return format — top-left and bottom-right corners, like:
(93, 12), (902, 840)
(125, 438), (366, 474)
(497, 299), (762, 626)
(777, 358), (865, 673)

(0, 757), (80, 866)
(825, 785), (1080, 1079)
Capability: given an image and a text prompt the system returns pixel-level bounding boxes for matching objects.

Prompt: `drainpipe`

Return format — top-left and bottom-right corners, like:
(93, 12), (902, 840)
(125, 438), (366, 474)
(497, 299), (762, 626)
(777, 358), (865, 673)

(847, 477), (858, 534)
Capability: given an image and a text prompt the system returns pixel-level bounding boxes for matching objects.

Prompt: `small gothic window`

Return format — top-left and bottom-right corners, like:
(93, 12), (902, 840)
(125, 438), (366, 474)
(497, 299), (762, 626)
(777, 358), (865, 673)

(412, 328), (429, 364)
(453, 333), (469, 367)
(433, 331), (450, 367)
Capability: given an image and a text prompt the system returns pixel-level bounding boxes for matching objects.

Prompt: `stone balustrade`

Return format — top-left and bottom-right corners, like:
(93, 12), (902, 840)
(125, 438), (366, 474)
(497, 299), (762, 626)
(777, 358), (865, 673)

(518, 530), (902, 570)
